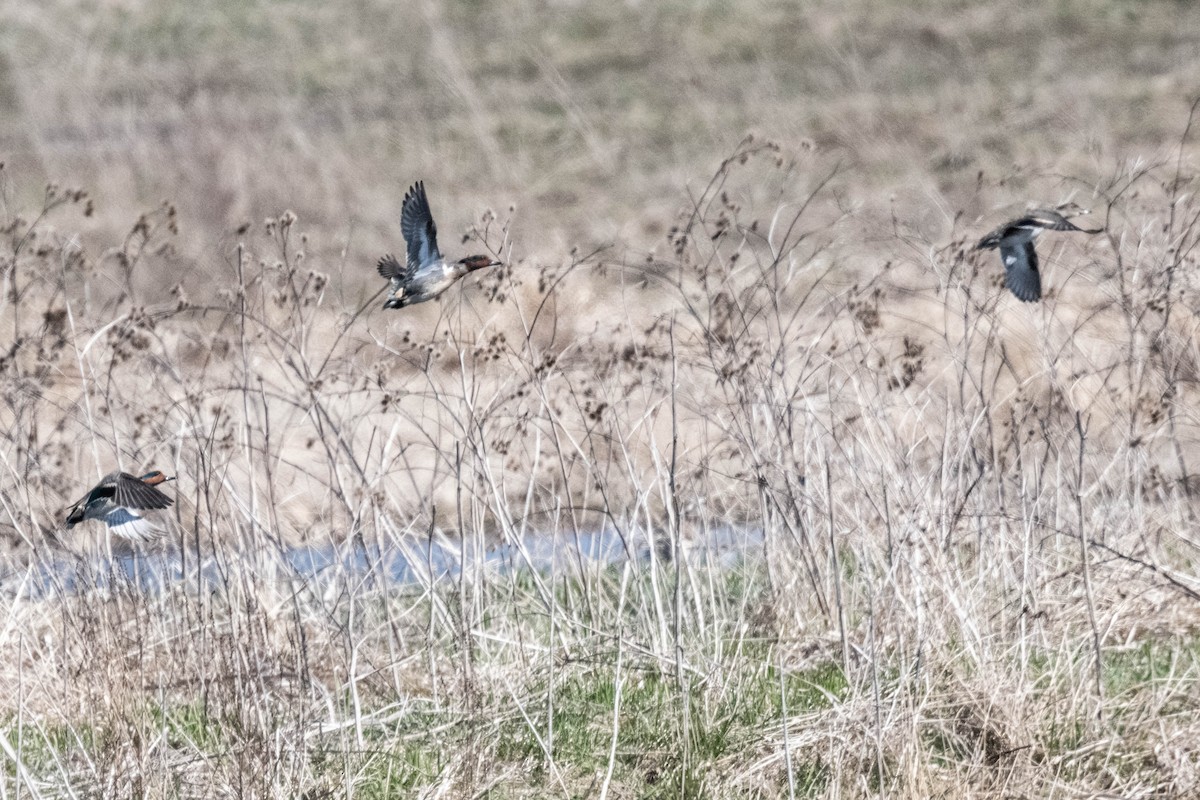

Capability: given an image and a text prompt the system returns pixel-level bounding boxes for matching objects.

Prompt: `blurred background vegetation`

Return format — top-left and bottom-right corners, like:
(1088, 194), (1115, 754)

(2, 0), (1195, 301)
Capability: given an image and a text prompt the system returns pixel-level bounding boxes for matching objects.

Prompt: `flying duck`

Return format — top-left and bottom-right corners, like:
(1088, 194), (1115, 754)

(377, 181), (502, 309)
(65, 470), (175, 542)
(976, 209), (1102, 302)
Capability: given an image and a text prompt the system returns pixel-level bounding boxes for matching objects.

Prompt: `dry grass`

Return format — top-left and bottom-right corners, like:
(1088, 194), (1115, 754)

(2, 0), (1200, 797)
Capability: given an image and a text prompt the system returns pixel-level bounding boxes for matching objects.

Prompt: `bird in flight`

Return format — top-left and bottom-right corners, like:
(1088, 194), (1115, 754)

(975, 209), (1102, 302)
(65, 470), (175, 543)
(377, 181), (502, 309)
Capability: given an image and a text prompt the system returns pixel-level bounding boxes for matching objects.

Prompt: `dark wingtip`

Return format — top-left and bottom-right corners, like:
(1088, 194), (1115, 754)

(378, 254), (401, 279)
(1008, 280), (1042, 302)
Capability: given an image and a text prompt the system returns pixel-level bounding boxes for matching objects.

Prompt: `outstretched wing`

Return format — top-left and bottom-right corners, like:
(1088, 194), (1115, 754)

(114, 472), (173, 511)
(377, 254), (407, 282)
(401, 181), (442, 271)
(980, 211), (1102, 249)
(1001, 240), (1041, 302)
(102, 507), (166, 542)
(1025, 210), (1102, 234)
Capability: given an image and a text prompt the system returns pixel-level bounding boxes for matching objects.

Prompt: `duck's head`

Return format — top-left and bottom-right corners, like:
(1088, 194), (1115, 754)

(459, 255), (502, 271)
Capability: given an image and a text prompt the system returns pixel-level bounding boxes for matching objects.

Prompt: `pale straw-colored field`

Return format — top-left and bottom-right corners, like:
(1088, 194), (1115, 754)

(1, 1), (1199, 796)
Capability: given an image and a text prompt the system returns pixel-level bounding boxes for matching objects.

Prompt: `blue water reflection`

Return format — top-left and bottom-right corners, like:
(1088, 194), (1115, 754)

(2, 526), (763, 599)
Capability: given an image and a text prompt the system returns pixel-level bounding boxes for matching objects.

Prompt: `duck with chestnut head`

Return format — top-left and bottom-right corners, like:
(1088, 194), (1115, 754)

(65, 469), (176, 543)
(377, 181), (502, 309)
